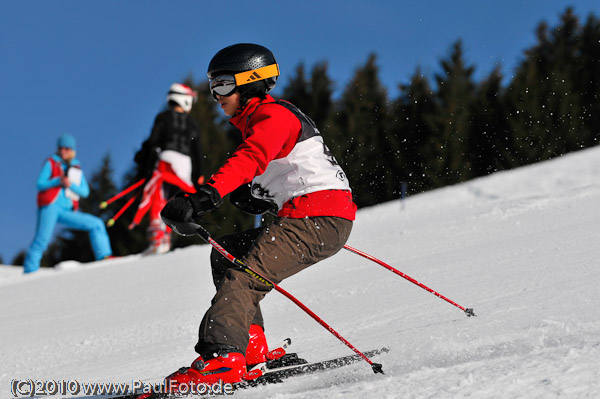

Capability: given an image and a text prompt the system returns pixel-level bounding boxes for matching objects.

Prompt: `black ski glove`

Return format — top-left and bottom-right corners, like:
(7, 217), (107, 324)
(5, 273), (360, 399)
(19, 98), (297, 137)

(161, 185), (223, 225)
(134, 147), (160, 181)
(230, 183), (274, 215)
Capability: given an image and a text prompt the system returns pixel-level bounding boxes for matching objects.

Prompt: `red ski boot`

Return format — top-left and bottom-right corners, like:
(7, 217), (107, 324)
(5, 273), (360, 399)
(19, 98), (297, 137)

(242, 326), (292, 381)
(245, 324), (269, 367)
(170, 351), (245, 386)
(136, 350), (245, 398)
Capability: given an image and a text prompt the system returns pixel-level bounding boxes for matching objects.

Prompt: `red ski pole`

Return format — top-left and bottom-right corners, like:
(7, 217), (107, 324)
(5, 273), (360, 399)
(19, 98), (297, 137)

(165, 219), (384, 374)
(99, 178), (146, 209)
(343, 245), (475, 317)
(106, 191), (140, 227)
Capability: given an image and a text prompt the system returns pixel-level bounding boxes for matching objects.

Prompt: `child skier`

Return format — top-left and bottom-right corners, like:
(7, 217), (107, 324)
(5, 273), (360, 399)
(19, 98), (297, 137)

(160, 43), (356, 387)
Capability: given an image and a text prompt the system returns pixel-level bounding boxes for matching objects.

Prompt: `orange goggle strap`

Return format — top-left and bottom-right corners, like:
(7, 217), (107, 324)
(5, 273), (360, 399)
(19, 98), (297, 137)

(234, 64), (280, 86)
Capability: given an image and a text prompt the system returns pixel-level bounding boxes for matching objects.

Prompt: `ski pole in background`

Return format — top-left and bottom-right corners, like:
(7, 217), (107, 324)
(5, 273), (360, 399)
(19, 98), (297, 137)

(99, 178), (146, 209)
(343, 245), (475, 317)
(106, 191), (141, 227)
(164, 219), (384, 375)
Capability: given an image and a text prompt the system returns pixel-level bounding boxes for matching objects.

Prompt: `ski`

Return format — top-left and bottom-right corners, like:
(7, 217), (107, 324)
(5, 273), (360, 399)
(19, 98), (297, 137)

(85, 346), (388, 398)
(240, 346), (389, 387)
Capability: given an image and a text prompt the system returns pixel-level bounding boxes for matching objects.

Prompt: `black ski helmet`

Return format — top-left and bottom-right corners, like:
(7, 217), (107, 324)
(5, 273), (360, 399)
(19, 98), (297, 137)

(207, 43), (279, 100)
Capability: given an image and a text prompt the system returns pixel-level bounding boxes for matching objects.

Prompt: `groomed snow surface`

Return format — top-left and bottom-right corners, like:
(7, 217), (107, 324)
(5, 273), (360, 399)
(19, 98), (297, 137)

(2, 146), (600, 398)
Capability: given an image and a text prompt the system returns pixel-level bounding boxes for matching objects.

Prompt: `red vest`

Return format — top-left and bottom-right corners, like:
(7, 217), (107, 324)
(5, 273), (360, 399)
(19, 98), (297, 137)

(37, 157), (80, 210)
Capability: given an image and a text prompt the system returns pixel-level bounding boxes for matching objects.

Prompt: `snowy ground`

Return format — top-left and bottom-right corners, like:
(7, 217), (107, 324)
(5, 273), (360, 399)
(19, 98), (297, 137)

(2, 146), (600, 399)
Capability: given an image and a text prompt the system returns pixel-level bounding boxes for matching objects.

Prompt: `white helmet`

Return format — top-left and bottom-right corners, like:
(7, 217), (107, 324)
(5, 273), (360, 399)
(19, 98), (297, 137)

(166, 83), (197, 112)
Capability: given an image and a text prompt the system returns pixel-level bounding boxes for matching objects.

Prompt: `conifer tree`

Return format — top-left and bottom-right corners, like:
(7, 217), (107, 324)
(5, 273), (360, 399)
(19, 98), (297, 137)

(422, 40), (477, 188)
(550, 8), (588, 153)
(506, 8), (591, 165)
(282, 64), (311, 111)
(283, 62), (335, 131)
(308, 62), (335, 130)
(469, 67), (511, 176)
(389, 68), (436, 194)
(332, 54), (392, 207)
(82, 154), (118, 213)
(578, 12), (600, 145)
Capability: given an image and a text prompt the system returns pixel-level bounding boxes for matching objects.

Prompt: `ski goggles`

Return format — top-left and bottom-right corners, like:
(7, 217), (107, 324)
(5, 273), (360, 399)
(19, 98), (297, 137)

(209, 64), (280, 98)
(209, 75), (237, 98)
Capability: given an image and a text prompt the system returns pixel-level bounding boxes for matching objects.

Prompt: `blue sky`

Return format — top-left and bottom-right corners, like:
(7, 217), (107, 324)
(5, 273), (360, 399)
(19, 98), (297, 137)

(1, 1), (598, 264)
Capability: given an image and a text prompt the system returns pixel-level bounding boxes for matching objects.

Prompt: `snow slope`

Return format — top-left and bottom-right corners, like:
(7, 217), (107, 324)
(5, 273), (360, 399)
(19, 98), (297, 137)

(2, 146), (600, 398)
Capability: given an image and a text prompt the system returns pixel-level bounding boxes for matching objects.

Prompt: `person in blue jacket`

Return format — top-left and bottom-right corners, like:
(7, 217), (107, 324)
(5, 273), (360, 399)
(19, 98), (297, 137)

(23, 134), (112, 273)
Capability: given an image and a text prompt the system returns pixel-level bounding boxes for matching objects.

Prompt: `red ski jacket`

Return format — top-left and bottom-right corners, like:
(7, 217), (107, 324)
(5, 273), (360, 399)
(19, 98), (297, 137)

(208, 95), (356, 220)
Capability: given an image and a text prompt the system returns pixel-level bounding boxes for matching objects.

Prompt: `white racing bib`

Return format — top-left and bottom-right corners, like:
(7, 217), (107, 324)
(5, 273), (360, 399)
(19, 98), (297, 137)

(250, 101), (350, 209)
(65, 167), (82, 202)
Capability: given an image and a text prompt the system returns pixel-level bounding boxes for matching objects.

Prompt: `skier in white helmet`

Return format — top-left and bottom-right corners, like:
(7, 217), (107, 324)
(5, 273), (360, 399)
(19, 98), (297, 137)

(133, 83), (203, 255)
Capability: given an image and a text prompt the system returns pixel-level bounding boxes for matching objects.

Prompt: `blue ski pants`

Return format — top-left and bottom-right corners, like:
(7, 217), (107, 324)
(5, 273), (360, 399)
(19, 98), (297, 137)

(24, 204), (112, 273)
